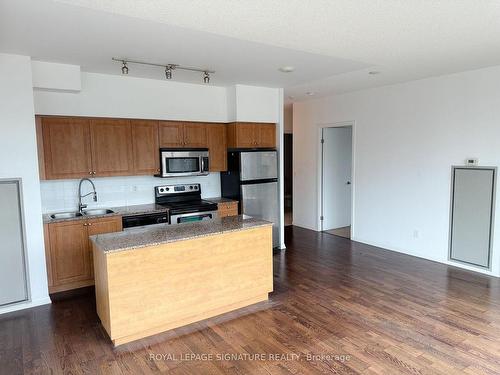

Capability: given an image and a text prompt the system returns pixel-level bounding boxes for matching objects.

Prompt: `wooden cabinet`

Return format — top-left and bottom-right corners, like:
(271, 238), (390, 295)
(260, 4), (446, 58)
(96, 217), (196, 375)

(131, 120), (160, 175)
(227, 122), (276, 149)
(159, 121), (184, 147)
(47, 220), (92, 290)
(45, 216), (122, 293)
(40, 117), (93, 179)
(256, 123), (276, 148)
(184, 122), (207, 147)
(90, 119), (133, 177)
(218, 201), (239, 218)
(207, 123), (227, 172)
(159, 121), (208, 147)
(36, 116), (232, 179)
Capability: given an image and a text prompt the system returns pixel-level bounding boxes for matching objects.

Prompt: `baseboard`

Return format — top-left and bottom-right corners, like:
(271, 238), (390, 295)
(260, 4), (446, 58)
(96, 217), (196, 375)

(0, 296), (51, 315)
(351, 236), (498, 278)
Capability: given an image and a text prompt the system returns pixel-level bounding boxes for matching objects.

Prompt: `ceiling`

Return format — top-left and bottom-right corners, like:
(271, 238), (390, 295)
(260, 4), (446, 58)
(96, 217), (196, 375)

(2, 0), (500, 102)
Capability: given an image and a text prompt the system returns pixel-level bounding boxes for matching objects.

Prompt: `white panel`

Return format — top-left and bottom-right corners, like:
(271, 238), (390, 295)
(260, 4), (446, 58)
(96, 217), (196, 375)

(235, 85), (280, 122)
(0, 181), (27, 306)
(31, 60), (81, 91)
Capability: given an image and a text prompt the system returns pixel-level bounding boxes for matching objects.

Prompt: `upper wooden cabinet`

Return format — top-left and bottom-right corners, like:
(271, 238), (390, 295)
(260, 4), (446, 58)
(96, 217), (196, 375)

(227, 122), (276, 149)
(206, 123), (227, 172)
(159, 121), (184, 147)
(159, 121), (208, 148)
(37, 116), (231, 179)
(256, 123), (276, 148)
(90, 119), (133, 177)
(40, 117), (93, 179)
(131, 120), (160, 175)
(184, 123), (207, 147)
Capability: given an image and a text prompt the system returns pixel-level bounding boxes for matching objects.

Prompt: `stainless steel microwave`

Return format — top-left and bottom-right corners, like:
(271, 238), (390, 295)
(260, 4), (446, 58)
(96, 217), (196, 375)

(160, 148), (209, 177)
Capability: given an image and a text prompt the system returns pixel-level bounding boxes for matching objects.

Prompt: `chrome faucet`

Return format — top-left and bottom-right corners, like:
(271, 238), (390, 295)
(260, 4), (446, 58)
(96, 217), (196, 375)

(78, 178), (97, 213)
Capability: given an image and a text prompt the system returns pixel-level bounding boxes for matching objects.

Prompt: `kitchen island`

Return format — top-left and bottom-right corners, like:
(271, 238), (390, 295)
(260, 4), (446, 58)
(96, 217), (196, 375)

(91, 215), (273, 346)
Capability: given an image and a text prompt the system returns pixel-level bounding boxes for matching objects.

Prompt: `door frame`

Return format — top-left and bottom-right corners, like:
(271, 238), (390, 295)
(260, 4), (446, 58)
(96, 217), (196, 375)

(317, 121), (356, 234)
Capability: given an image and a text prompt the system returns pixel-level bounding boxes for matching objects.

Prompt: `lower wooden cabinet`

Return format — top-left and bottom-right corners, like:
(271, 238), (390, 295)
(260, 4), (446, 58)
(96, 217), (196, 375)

(217, 201), (239, 218)
(45, 216), (122, 293)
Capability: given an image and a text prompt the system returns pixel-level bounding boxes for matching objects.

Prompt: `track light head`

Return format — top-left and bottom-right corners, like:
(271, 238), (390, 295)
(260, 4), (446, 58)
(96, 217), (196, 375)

(121, 61), (128, 75)
(203, 71), (210, 84)
(165, 66), (172, 79)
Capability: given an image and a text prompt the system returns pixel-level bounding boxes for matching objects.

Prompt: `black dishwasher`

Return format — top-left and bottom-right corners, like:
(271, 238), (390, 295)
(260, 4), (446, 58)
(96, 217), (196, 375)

(122, 212), (169, 229)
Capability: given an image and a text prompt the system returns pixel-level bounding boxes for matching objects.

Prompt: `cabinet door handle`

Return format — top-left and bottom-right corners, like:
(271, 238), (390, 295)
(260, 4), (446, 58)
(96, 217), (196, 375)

(88, 223), (92, 226)
(83, 223), (88, 226)
(89, 171), (92, 175)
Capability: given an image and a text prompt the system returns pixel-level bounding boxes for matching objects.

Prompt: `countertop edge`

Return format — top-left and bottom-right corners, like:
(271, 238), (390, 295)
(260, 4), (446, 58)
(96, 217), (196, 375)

(91, 220), (272, 254)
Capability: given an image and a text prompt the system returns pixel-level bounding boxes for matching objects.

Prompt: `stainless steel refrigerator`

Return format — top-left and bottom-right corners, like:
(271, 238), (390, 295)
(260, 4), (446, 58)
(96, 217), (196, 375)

(221, 150), (279, 248)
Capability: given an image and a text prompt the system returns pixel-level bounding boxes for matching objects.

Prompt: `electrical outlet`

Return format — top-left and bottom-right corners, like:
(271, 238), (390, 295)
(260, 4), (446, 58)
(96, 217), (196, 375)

(413, 230), (419, 239)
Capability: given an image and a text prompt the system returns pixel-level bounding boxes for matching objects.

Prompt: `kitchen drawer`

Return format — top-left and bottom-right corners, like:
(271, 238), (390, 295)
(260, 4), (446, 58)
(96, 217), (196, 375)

(217, 201), (238, 217)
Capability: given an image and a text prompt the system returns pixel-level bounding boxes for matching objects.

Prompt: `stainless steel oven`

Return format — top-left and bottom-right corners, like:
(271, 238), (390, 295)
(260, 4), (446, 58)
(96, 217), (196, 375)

(170, 210), (218, 225)
(160, 148), (209, 178)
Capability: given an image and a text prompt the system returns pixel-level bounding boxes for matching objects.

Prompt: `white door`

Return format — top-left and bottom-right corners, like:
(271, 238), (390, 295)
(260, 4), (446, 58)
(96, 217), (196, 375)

(322, 127), (352, 231)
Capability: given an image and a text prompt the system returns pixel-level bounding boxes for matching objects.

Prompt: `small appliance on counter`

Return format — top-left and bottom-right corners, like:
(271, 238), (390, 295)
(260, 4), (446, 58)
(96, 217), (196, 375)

(156, 183), (218, 225)
(220, 149), (279, 248)
(158, 148), (209, 178)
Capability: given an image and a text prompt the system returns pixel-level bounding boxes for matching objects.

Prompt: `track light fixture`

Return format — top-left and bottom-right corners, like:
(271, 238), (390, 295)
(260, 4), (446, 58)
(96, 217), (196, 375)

(121, 61), (128, 75)
(165, 66), (172, 79)
(113, 58), (214, 83)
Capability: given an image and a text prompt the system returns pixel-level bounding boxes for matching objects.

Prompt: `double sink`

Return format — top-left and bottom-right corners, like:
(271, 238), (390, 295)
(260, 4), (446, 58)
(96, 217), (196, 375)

(50, 209), (115, 220)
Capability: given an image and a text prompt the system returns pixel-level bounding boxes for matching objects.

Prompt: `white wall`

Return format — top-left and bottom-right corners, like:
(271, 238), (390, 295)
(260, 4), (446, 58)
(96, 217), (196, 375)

(34, 72), (228, 121)
(0, 54), (50, 313)
(41, 174), (221, 213)
(294, 65), (500, 276)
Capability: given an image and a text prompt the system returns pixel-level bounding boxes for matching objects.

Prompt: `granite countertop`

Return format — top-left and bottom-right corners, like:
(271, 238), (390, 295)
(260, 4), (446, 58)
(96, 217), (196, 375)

(90, 215), (271, 253)
(42, 203), (168, 224)
(43, 198), (237, 224)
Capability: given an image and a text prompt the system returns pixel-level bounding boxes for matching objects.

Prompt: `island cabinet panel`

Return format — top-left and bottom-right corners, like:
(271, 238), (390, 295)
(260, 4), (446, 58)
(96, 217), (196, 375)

(131, 120), (160, 175)
(93, 225), (273, 346)
(90, 119), (133, 177)
(206, 123), (227, 172)
(227, 122), (276, 149)
(46, 216), (122, 293)
(41, 117), (93, 179)
(159, 121), (184, 147)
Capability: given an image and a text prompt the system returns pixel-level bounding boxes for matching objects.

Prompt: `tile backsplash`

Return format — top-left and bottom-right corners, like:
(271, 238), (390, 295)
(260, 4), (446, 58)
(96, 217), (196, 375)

(40, 173), (221, 213)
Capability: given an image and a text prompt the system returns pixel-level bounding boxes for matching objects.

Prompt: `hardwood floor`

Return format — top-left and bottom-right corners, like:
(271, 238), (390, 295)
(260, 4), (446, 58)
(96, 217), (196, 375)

(3, 226), (500, 374)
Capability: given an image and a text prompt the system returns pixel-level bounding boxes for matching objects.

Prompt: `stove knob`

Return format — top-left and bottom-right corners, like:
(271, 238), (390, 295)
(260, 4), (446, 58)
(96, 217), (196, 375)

(189, 186), (193, 190)
(166, 187), (170, 191)
(159, 188), (164, 192)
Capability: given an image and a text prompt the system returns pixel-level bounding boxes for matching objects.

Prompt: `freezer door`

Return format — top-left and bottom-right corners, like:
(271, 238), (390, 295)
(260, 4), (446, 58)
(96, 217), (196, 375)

(241, 181), (279, 248)
(240, 151), (278, 181)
